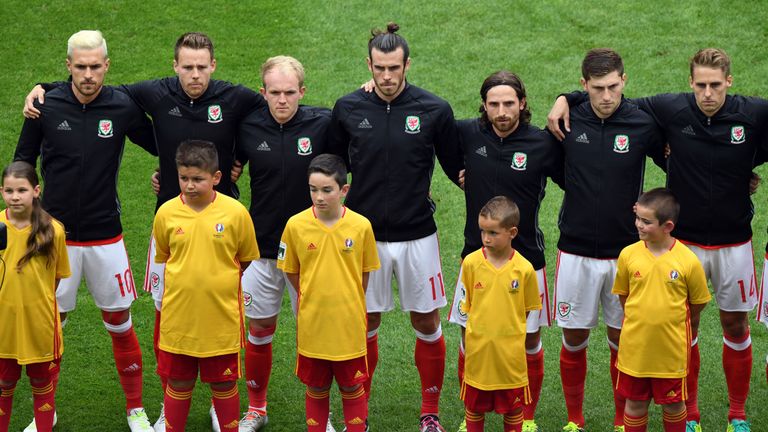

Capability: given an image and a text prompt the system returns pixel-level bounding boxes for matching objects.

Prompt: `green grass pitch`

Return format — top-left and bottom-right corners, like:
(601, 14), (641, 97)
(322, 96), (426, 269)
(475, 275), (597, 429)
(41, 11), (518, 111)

(1, 1), (768, 430)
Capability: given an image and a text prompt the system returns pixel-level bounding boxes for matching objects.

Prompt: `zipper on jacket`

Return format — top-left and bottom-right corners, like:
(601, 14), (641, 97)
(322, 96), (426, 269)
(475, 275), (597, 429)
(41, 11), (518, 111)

(596, 118), (605, 256)
(385, 103), (391, 239)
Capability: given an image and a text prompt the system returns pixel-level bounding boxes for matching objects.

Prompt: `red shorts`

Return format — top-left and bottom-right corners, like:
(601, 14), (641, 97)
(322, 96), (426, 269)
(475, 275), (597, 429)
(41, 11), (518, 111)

(156, 350), (240, 383)
(0, 358), (60, 382)
(295, 354), (368, 388)
(616, 371), (686, 404)
(460, 382), (529, 414)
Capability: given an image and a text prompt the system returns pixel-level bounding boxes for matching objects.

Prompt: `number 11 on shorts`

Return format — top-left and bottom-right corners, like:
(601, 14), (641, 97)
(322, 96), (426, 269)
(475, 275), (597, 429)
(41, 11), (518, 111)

(429, 273), (445, 301)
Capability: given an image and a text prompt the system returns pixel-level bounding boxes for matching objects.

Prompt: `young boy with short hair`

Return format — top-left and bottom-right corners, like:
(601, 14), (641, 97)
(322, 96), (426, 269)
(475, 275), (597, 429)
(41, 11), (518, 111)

(152, 140), (259, 431)
(458, 195), (541, 432)
(612, 188), (710, 432)
(277, 154), (380, 432)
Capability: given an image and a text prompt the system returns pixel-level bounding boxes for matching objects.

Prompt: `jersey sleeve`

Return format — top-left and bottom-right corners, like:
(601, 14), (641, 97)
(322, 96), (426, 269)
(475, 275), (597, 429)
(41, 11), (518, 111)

(236, 207), (260, 262)
(433, 104), (465, 187)
(460, 259), (474, 315)
(523, 266), (541, 311)
(686, 258), (711, 305)
(361, 220), (380, 272)
(276, 221), (299, 274)
(152, 210), (171, 263)
(53, 223), (71, 280)
(15, 115), (44, 166)
(543, 134), (566, 189)
(126, 103), (158, 156)
(612, 250), (630, 296)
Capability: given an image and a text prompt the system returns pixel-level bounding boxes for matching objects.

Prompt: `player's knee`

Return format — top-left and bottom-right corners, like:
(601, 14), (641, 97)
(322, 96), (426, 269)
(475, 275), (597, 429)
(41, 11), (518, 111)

(562, 328), (590, 348)
(249, 316), (278, 333)
(210, 381), (236, 391)
(247, 319), (277, 346)
(101, 308), (131, 326)
(367, 312), (382, 331)
(339, 383), (362, 393)
(103, 312), (133, 334)
(525, 331), (541, 350)
(0, 379), (16, 388)
(662, 401), (685, 414)
(168, 379), (196, 391)
(720, 311), (749, 337)
(410, 310), (439, 334)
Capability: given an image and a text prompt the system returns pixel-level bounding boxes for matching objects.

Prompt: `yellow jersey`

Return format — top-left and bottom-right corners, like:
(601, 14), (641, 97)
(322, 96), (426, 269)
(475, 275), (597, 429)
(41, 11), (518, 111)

(278, 207), (379, 361)
(462, 248), (540, 390)
(0, 211), (70, 364)
(613, 240), (710, 378)
(154, 193), (259, 357)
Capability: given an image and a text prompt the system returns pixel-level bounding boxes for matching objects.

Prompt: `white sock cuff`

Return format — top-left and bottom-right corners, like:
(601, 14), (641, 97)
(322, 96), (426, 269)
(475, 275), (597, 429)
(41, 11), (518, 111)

(415, 324), (442, 343)
(367, 328), (379, 339)
(248, 333), (273, 346)
(607, 338), (619, 352)
(154, 300), (162, 312)
(459, 339), (465, 354)
(60, 318), (68, 328)
(104, 315), (132, 334)
(723, 334), (752, 351)
(562, 336), (589, 352)
(526, 340), (543, 355)
(691, 336), (699, 347)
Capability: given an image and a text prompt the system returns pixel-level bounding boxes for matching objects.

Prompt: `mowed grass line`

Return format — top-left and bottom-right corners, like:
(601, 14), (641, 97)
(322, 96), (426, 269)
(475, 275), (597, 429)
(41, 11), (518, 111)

(1, 1), (768, 430)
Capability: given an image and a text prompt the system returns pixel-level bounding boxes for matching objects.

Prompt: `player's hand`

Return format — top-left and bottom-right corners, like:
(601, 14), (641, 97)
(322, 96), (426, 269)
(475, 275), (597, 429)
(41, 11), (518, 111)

(23, 85), (46, 119)
(361, 79), (375, 93)
(151, 169), (160, 196)
(750, 171), (761, 195)
(664, 143), (671, 158)
(231, 160), (243, 183)
(458, 169), (465, 190)
(546, 96), (570, 141)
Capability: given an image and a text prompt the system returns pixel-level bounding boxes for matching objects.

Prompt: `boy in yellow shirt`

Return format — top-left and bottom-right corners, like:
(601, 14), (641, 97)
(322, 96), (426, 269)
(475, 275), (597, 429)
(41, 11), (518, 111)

(612, 188), (710, 432)
(277, 154), (379, 432)
(458, 196), (541, 431)
(153, 140), (259, 431)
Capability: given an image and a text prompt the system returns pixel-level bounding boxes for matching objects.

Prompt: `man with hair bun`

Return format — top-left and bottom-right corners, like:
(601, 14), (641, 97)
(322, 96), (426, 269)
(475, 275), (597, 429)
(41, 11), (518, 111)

(329, 22), (464, 432)
(15, 29), (157, 432)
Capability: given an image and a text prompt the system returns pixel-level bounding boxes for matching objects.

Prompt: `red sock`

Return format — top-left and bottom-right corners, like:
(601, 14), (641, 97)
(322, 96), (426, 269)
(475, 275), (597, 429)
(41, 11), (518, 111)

(164, 384), (194, 431)
(457, 345), (465, 387)
(686, 343), (700, 422)
(465, 409), (484, 432)
(305, 388), (330, 432)
(212, 384), (240, 430)
(415, 335), (446, 416)
(0, 384), (16, 431)
(246, 326), (275, 414)
(560, 346), (587, 426)
(364, 333), (378, 399)
(504, 411), (524, 432)
(340, 386), (367, 431)
(31, 380), (56, 432)
(153, 310), (168, 391)
(663, 408), (687, 432)
(610, 347), (626, 426)
(723, 332), (752, 421)
(524, 349), (544, 420)
(109, 327), (144, 410)
(623, 412), (648, 432)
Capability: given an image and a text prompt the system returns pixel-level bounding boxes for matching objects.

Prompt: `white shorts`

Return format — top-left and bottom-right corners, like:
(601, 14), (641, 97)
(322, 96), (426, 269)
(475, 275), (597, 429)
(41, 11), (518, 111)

(553, 251), (623, 329)
(143, 233), (166, 305)
(57, 236), (137, 313)
(686, 241), (757, 312)
(448, 266), (551, 333)
(241, 259), (298, 319)
(366, 233), (447, 313)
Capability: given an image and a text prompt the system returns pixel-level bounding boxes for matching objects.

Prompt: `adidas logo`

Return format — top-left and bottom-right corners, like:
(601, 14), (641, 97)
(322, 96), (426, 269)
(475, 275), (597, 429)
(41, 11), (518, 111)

(223, 368), (233, 376)
(474, 282), (483, 289)
(667, 390), (677, 397)
(633, 271), (642, 278)
(246, 380), (259, 389)
(575, 132), (590, 143)
(682, 125), (695, 136)
(122, 363), (141, 373)
(424, 386), (440, 394)
(358, 118), (373, 129)
(349, 417), (364, 425)
(223, 420), (239, 429)
(307, 418), (320, 426)
(38, 403), (53, 412)
(307, 243), (317, 250)
(49, 362), (56, 370)
(175, 227), (185, 235)
(475, 146), (487, 157)
(57, 120), (72, 131)
(168, 106), (182, 117)
(354, 370), (364, 379)
(256, 141), (271, 151)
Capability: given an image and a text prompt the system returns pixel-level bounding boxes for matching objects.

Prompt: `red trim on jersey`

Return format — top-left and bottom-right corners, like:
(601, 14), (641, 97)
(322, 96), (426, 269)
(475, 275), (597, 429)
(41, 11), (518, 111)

(679, 238), (751, 250)
(66, 234), (123, 247)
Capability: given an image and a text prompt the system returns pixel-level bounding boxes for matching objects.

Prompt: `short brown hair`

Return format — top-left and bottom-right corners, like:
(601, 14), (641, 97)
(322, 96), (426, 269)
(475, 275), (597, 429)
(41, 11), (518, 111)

(690, 48), (731, 77)
(638, 188), (679, 224)
(479, 196), (520, 229)
(581, 48), (624, 81)
(175, 140), (219, 174)
(174, 32), (214, 61)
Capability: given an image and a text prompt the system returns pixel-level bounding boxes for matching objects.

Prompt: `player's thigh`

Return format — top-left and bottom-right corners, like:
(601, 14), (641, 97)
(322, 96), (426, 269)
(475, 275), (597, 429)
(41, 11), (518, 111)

(526, 267), (551, 333)
(693, 242), (757, 312)
(157, 350), (199, 382)
(554, 251), (613, 329)
(448, 263), (468, 327)
(199, 353), (240, 383)
(394, 233), (447, 313)
(25, 358), (60, 381)
(651, 377), (685, 405)
(243, 259), (289, 320)
(82, 238), (136, 311)
(332, 356), (368, 388)
(599, 260), (623, 329)
(296, 354), (333, 389)
(365, 242), (396, 313)
(56, 245), (84, 313)
(0, 358), (22, 384)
